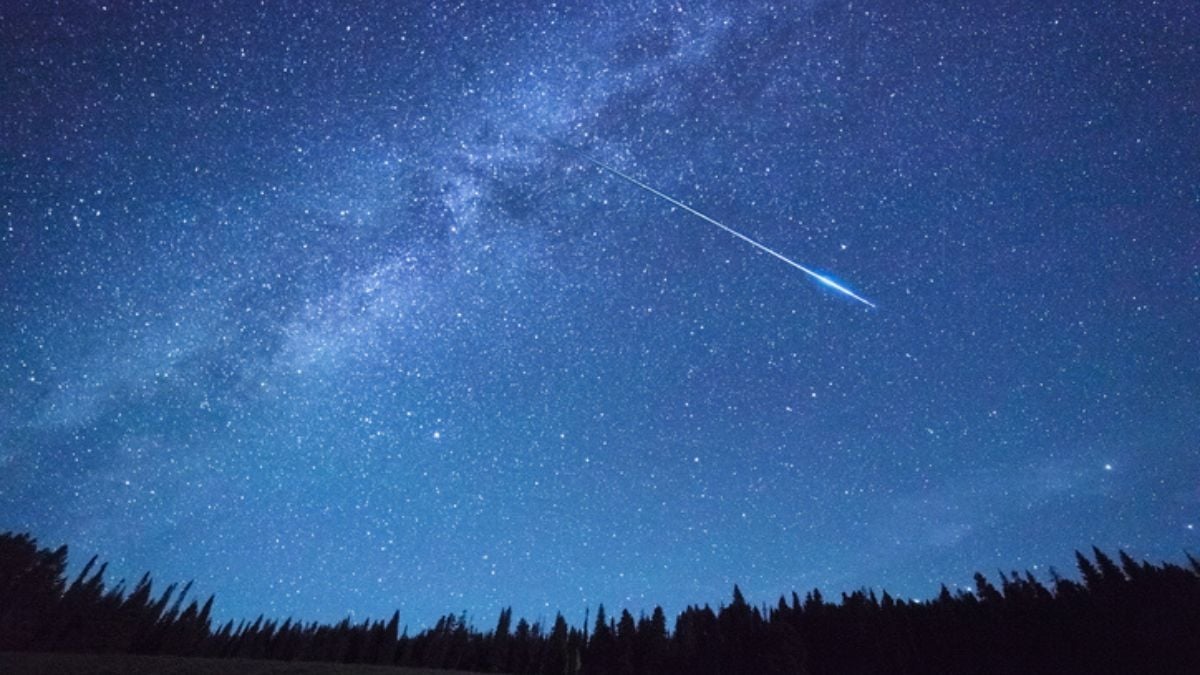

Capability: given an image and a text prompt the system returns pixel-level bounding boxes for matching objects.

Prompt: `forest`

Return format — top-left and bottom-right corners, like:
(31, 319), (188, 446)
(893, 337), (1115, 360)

(1, 531), (1198, 674)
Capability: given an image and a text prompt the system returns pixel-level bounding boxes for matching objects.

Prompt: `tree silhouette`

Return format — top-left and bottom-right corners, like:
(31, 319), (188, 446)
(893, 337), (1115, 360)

(2, 530), (1199, 673)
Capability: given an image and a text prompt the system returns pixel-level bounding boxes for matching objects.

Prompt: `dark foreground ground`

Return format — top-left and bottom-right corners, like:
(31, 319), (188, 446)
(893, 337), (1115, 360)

(0, 652), (485, 675)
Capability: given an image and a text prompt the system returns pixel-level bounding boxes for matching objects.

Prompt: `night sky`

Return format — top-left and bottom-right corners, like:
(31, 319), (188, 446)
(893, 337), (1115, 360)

(3, 1), (1198, 630)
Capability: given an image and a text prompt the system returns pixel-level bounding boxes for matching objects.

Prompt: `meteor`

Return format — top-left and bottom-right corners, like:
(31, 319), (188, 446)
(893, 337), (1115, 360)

(562, 146), (876, 309)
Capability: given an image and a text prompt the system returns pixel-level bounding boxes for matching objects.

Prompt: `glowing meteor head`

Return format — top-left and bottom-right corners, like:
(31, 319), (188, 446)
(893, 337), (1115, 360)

(813, 271), (877, 309)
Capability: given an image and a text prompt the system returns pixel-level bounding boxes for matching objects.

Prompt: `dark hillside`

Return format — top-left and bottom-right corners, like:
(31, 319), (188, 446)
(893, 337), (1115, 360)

(0, 652), (481, 675)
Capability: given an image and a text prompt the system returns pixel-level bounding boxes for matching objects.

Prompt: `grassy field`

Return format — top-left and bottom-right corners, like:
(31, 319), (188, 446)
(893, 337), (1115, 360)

(0, 652), (485, 675)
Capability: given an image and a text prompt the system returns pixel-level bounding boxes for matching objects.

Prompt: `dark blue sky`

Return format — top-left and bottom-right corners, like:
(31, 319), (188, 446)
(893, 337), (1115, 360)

(3, 1), (1197, 629)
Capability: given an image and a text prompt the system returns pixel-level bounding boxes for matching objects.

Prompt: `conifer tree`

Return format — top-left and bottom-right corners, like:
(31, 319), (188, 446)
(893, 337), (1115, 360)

(583, 604), (614, 675)
(1075, 550), (1104, 590)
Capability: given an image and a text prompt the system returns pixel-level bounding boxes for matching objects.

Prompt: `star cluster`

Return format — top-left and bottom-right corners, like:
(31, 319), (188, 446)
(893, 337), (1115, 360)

(2, 1), (1198, 627)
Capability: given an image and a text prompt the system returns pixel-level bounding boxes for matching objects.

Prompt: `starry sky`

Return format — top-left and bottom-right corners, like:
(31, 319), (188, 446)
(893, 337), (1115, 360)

(2, 1), (1198, 629)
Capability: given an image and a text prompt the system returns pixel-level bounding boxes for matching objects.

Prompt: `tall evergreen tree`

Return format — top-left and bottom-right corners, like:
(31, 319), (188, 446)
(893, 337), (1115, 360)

(541, 614), (570, 675)
(1075, 550), (1104, 591)
(583, 604), (614, 675)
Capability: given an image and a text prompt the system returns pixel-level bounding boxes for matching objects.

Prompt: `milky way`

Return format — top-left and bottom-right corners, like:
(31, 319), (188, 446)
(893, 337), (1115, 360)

(2, 1), (1198, 629)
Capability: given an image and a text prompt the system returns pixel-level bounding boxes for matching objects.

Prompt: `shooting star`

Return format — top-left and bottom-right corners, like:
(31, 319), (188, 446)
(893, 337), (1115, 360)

(562, 146), (876, 309)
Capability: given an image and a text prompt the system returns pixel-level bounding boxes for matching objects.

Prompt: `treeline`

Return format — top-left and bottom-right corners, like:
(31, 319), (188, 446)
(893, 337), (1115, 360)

(2, 531), (1199, 673)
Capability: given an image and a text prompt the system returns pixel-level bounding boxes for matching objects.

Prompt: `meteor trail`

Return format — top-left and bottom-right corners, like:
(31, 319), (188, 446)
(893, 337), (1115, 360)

(563, 147), (877, 309)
